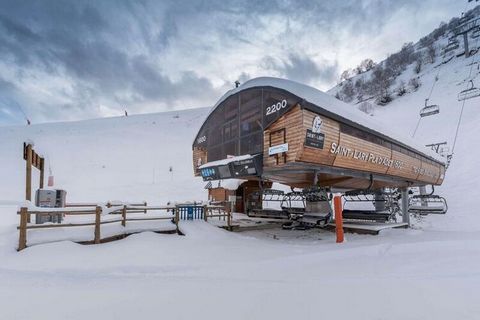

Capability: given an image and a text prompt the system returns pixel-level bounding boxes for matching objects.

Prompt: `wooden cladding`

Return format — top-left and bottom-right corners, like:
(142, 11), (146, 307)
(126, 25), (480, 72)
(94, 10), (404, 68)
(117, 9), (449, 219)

(192, 147), (207, 176)
(263, 108), (445, 186)
(299, 110), (340, 166)
(263, 105), (303, 167)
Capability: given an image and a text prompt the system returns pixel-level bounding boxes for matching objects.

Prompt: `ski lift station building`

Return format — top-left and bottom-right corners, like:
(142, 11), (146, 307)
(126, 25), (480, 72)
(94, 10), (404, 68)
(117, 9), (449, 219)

(192, 77), (446, 209)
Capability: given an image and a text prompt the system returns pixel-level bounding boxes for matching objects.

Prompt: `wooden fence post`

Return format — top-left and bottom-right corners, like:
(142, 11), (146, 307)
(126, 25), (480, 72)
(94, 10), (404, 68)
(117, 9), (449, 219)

(174, 207), (180, 234)
(226, 202), (232, 230)
(25, 144), (32, 223)
(203, 205), (208, 222)
(94, 206), (101, 244)
(334, 196), (344, 243)
(18, 207), (28, 251)
(143, 201), (147, 214)
(39, 158), (45, 189)
(122, 205), (127, 227)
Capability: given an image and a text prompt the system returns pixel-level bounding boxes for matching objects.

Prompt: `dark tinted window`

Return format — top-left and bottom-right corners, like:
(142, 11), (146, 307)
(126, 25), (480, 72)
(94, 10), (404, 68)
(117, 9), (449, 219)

(223, 140), (237, 157)
(195, 87), (300, 162)
(224, 96), (238, 122)
(223, 120), (238, 141)
(240, 89), (262, 136)
(208, 145), (223, 162)
(208, 125), (222, 147)
(240, 132), (263, 154)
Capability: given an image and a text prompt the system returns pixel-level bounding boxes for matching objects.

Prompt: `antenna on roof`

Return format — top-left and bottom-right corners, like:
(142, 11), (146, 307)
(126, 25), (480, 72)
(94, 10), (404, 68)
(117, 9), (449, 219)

(235, 80), (240, 88)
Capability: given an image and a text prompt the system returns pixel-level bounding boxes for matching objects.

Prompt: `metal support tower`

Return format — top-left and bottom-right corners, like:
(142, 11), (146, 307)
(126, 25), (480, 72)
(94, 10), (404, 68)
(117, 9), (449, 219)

(401, 188), (410, 226)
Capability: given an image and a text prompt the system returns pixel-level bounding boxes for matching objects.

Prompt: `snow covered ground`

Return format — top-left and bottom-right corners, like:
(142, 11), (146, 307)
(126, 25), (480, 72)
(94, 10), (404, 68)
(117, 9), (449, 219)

(1, 53), (480, 319)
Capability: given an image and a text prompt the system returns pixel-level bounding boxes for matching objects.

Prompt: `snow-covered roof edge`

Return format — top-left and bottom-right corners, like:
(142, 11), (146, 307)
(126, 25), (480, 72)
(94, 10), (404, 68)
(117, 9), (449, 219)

(199, 77), (445, 164)
(199, 154), (252, 169)
(207, 179), (247, 191)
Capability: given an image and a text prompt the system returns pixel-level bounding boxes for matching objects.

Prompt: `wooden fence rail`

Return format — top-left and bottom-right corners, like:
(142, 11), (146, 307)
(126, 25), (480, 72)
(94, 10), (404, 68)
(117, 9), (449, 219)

(204, 203), (232, 230)
(17, 203), (231, 251)
(17, 205), (179, 251)
(65, 201), (148, 213)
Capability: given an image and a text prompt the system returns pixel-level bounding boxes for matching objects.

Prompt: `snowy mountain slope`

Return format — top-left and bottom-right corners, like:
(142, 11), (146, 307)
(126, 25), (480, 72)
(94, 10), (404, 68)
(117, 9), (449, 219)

(326, 12), (480, 231)
(0, 107), (210, 204)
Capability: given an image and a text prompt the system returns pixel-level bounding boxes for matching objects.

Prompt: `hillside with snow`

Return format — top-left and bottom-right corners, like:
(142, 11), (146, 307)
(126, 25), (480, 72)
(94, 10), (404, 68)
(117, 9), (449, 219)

(1, 8), (480, 320)
(330, 5), (480, 160)
(0, 108), (210, 204)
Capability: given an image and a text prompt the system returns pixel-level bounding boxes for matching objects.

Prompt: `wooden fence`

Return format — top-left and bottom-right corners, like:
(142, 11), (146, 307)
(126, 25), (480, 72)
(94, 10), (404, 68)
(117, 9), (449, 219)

(17, 203), (232, 251)
(204, 204), (232, 229)
(65, 201), (148, 213)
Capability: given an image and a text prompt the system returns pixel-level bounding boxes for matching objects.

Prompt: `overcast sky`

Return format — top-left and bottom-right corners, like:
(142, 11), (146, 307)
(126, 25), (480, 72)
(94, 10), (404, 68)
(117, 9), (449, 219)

(0, 0), (469, 125)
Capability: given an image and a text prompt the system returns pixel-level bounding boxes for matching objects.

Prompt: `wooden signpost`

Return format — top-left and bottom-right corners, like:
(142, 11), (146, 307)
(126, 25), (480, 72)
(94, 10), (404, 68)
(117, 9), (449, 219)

(23, 143), (45, 222)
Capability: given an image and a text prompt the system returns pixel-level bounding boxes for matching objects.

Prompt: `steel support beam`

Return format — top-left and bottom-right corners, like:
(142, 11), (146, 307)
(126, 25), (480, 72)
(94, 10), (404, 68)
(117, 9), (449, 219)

(464, 32), (470, 58)
(401, 188), (410, 226)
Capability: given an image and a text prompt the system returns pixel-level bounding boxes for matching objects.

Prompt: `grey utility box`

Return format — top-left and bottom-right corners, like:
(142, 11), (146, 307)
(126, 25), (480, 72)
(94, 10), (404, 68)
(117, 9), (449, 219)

(35, 189), (67, 224)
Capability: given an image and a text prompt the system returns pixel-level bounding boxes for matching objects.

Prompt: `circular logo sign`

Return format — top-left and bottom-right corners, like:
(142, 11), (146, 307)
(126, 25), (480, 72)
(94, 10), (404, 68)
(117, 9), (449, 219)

(312, 116), (323, 133)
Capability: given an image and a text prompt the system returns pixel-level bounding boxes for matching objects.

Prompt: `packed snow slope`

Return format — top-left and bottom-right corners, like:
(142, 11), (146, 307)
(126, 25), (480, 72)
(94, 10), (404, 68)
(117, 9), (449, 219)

(1, 51), (480, 320)
(0, 108), (210, 204)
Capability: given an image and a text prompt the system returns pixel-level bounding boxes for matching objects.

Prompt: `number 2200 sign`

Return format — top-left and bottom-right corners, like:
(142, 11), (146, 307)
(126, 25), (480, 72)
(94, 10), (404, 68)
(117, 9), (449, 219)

(265, 99), (287, 116)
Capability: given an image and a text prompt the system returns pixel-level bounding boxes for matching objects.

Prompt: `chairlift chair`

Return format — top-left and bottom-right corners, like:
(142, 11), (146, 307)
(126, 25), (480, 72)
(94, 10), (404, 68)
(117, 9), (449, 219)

(341, 189), (399, 223)
(443, 40), (459, 54)
(471, 27), (480, 39)
(420, 99), (440, 117)
(458, 80), (480, 101)
(282, 187), (332, 230)
(246, 189), (288, 219)
(408, 186), (448, 215)
(459, 14), (474, 26)
(408, 194), (448, 215)
(280, 191), (306, 215)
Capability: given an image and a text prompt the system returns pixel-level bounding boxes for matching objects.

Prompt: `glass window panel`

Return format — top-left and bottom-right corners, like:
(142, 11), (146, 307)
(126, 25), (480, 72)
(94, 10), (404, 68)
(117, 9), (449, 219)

(208, 126), (223, 147)
(223, 140), (237, 157)
(224, 96), (238, 122)
(240, 89), (262, 136)
(223, 120), (238, 141)
(208, 145), (223, 162)
(240, 132), (263, 155)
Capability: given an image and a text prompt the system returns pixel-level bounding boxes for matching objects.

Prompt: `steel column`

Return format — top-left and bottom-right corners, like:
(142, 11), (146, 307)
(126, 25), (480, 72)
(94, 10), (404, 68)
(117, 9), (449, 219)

(401, 188), (410, 226)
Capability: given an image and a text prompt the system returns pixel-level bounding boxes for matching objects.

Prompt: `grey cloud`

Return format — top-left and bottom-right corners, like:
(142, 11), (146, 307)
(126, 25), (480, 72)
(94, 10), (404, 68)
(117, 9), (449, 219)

(262, 54), (339, 86)
(0, 0), (466, 124)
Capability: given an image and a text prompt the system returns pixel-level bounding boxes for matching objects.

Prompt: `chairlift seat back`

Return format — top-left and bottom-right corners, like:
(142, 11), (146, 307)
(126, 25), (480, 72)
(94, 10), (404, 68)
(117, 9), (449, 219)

(458, 87), (480, 101)
(420, 105), (440, 117)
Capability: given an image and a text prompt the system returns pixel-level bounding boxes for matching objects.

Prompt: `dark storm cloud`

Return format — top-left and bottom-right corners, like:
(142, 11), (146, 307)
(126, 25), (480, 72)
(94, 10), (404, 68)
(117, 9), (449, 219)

(0, 0), (466, 124)
(263, 54), (339, 86)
